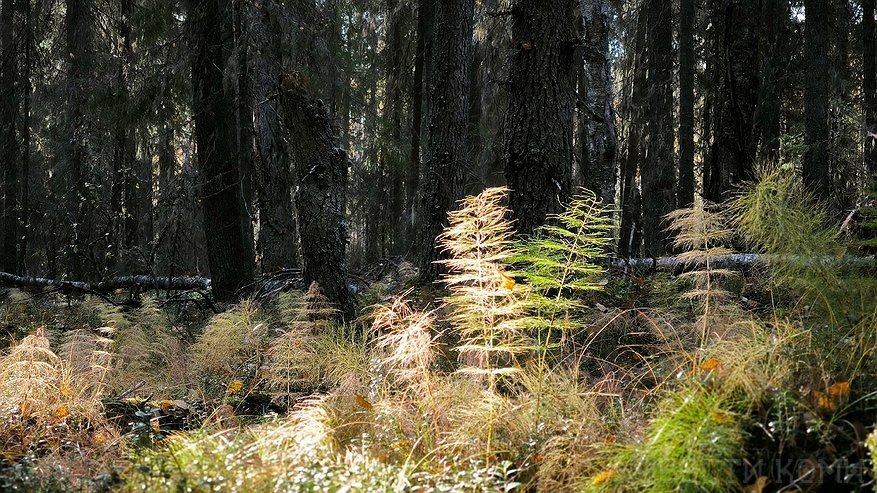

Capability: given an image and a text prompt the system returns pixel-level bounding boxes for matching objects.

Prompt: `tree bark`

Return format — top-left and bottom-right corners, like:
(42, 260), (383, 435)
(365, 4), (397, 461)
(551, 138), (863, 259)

(505, 0), (577, 235)
(191, 0), (255, 301)
(579, 0), (617, 208)
(803, 0), (831, 200)
(618, 5), (647, 258)
(1, 0), (17, 273)
(280, 75), (353, 318)
(64, 0), (92, 279)
(252, 0), (298, 272)
(677, 0), (695, 207)
(414, 0), (474, 281)
(865, 0), (877, 179)
(641, 0), (675, 257)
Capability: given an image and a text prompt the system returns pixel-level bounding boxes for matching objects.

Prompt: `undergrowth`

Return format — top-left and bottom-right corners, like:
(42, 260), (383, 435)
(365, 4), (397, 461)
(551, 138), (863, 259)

(1, 177), (877, 491)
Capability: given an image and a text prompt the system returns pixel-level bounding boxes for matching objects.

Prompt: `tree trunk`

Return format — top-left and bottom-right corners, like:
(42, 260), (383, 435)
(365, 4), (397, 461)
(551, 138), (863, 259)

(64, 0), (92, 279)
(505, 0), (577, 235)
(405, 0), (432, 248)
(803, 0), (831, 200)
(865, 0), (877, 179)
(281, 76), (353, 319)
(579, 0), (617, 208)
(17, 0), (30, 273)
(754, 0), (789, 164)
(114, 0), (138, 273)
(618, 5), (647, 258)
(677, 0), (695, 207)
(641, 0), (675, 258)
(191, 0), (254, 301)
(414, 0), (474, 281)
(252, 0), (298, 272)
(235, 0), (256, 267)
(1, 0), (17, 273)
(384, 0), (408, 255)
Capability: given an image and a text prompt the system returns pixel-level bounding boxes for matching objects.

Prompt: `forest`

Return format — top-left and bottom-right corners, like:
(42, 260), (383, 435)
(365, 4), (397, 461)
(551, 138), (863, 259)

(2, 0), (877, 491)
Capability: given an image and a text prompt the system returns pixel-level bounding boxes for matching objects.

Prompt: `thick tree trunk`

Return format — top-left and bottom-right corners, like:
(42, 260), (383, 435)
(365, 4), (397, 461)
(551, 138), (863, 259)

(579, 0), (617, 208)
(281, 76), (353, 318)
(64, 0), (92, 279)
(252, 0), (298, 272)
(414, 0), (474, 281)
(865, 0), (877, 178)
(704, 0), (760, 200)
(803, 0), (831, 200)
(618, 6), (647, 258)
(641, 0), (675, 258)
(677, 0), (695, 207)
(191, 0), (254, 301)
(505, 0), (577, 235)
(1, 0), (17, 273)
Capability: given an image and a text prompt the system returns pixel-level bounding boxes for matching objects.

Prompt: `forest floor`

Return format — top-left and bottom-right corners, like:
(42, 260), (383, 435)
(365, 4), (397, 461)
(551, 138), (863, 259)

(1, 177), (877, 492)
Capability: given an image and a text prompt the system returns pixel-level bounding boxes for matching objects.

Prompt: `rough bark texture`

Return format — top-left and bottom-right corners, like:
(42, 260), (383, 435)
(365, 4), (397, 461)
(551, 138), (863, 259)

(281, 76), (353, 319)
(1, 0), (17, 273)
(414, 0), (474, 281)
(864, 0), (876, 178)
(677, 0), (695, 207)
(704, 0), (760, 201)
(252, 0), (298, 272)
(618, 7), (647, 258)
(641, 0), (675, 258)
(505, 0), (577, 235)
(803, 0), (831, 200)
(579, 0), (617, 207)
(191, 0), (255, 301)
(64, 0), (93, 279)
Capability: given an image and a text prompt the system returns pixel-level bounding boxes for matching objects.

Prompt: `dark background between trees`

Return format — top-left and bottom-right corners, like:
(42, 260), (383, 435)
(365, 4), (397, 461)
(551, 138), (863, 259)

(0, 0), (874, 309)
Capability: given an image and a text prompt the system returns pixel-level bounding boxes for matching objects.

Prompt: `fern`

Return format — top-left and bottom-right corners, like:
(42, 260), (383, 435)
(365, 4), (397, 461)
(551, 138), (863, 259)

(437, 186), (531, 460)
(265, 285), (368, 406)
(666, 203), (737, 349)
(369, 291), (439, 398)
(513, 189), (613, 425)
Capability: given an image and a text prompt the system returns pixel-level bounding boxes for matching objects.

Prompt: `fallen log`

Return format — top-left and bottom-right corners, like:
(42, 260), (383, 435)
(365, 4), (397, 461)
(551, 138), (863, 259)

(612, 253), (877, 274)
(0, 272), (211, 293)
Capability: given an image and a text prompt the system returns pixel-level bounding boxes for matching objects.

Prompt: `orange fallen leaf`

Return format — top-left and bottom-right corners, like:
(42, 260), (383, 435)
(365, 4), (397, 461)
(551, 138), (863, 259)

(355, 394), (374, 410)
(499, 271), (516, 290)
(226, 380), (244, 395)
(813, 391), (835, 412)
(828, 381), (850, 399)
(700, 358), (721, 371)
(591, 469), (617, 485)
